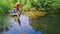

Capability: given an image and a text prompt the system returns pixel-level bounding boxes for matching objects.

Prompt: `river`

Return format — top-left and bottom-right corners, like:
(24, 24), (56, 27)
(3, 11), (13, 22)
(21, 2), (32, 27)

(3, 14), (41, 34)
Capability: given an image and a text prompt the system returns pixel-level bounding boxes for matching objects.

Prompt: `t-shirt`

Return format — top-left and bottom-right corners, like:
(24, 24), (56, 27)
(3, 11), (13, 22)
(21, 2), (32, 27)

(16, 4), (20, 8)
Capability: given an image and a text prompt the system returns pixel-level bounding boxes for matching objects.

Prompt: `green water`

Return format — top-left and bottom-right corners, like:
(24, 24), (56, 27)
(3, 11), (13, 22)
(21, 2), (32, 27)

(30, 13), (60, 34)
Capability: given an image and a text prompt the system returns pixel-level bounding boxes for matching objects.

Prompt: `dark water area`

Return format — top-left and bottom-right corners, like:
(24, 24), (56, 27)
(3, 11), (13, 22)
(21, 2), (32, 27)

(30, 13), (60, 34)
(3, 14), (41, 34)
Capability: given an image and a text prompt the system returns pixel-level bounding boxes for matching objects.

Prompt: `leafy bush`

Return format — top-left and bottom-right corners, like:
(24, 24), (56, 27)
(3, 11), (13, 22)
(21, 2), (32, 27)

(0, 0), (15, 32)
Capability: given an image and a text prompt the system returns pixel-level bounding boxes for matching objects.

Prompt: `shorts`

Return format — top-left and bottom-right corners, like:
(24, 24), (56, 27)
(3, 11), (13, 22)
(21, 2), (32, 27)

(16, 8), (19, 11)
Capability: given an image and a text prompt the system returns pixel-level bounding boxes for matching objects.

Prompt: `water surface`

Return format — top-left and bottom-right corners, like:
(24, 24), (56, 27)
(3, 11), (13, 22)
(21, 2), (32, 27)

(3, 14), (41, 34)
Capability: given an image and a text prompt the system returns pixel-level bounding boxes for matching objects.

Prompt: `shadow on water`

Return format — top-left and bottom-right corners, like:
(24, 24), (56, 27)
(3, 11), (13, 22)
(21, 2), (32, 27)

(3, 14), (41, 34)
(30, 13), (60, 34)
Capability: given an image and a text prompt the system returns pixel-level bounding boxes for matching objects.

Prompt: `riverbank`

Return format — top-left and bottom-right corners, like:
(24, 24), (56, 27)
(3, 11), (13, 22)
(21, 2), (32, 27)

(22, 11), (47, 18)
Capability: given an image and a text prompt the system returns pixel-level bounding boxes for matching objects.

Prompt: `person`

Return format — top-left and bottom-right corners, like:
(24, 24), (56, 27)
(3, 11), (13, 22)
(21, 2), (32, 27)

(16, 1), (21, 16)
(15, 1), (21, 25)
(16, 2), (20, 11)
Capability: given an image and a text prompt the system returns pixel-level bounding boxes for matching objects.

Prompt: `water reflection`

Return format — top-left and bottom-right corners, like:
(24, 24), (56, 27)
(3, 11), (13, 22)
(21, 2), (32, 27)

(3, 14), (41, 34)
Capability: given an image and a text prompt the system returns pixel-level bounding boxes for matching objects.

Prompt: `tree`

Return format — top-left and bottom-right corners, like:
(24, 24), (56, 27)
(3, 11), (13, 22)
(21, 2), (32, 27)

(31, 0), (56, 11)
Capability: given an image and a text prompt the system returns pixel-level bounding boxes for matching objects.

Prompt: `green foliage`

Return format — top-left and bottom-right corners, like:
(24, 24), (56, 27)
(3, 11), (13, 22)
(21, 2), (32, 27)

(52, 0), (60, 9)
(20, 0), (60, 11)
(0, 0), (15, 31)
(31, 0), (56, 11)
(20, 0), (32, 11)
